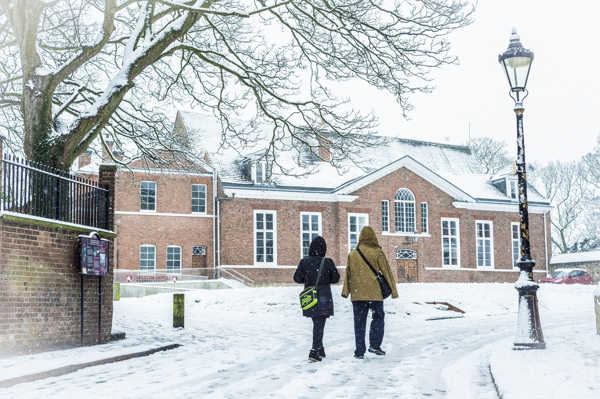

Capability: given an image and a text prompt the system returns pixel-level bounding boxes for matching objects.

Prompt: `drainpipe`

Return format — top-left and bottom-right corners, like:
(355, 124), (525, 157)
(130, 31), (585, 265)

(212, 169), (218, 278)
(543, 209), (550, 277)
(216, 193), (234, 279)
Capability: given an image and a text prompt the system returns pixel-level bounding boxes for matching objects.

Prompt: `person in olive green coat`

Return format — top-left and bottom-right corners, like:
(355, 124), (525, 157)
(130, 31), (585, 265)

(342, 226), (398, 358)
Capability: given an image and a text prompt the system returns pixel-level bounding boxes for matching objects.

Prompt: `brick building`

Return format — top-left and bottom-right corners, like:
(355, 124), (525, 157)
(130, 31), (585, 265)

(77, 111), (553, 284)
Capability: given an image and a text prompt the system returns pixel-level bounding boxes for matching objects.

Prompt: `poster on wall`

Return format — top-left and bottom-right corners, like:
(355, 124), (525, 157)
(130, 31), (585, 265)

(79, 232), (109, 276)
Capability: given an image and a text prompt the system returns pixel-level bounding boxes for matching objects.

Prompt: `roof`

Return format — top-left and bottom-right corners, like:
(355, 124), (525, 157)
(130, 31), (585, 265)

(550, 250), (600, 265)
(178, 111), (550, 205)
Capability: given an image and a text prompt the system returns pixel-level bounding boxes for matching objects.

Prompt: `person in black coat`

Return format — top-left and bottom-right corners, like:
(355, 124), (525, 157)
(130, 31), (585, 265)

(294, 236), (340, 362)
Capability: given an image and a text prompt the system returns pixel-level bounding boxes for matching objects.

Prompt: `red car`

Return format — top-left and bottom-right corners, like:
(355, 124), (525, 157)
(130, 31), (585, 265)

(539, 268), (593, 284)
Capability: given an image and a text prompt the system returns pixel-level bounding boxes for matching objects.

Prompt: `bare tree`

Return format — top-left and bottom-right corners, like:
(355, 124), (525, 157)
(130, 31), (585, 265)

(538, 160), (589, 254)
(467, 136), (511, 175)
(0, 0), (472, 170)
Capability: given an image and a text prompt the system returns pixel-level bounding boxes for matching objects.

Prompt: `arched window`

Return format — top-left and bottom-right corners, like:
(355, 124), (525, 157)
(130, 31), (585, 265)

(394, 188), (415, 233)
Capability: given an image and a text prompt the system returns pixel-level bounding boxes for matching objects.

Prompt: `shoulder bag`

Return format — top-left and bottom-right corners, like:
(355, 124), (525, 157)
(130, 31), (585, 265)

(356, 245), (392, 299)
(299, 257), (326, 311)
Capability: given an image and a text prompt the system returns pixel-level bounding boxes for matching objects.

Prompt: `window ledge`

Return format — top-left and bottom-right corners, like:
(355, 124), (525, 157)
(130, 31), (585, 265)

(381, 232), (431, 238)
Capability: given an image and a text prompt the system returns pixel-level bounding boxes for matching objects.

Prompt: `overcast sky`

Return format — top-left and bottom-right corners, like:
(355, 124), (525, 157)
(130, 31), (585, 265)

(335, 1), (600, 164)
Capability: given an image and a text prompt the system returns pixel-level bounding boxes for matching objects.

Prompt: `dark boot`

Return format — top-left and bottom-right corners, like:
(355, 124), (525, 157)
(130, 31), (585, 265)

(308, 349), (322, 362)
(318, 347), (326, 358)
(368, 347), (386, 356)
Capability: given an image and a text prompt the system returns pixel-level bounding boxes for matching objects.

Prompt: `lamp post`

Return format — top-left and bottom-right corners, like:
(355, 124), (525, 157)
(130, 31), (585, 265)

(498, 29), (545, 350)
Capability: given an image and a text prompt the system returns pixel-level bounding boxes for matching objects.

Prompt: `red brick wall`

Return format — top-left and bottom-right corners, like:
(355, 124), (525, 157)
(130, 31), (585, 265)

(0, 220), (114, 355)
(220, 167), (550, 284)
(114, 169), (214, 271)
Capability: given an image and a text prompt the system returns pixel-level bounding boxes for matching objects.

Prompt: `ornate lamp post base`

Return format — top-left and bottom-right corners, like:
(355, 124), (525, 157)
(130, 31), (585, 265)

(513, 270), (545, 350)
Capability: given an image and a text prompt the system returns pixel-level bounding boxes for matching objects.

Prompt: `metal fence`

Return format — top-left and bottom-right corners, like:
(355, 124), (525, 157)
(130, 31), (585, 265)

(1, 153), (109, 229)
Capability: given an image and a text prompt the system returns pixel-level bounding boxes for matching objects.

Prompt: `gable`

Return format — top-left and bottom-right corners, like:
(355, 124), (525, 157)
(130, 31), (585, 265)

(334, 156), (474, 202)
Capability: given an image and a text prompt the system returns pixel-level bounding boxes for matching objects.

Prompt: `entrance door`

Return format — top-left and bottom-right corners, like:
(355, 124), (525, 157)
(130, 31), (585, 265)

(395, 249), (418, 282)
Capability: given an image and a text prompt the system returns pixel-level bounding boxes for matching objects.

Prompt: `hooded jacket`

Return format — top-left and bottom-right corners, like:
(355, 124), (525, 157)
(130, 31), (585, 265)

(342, 226), (399, 301)
(294, 236), (340, 318)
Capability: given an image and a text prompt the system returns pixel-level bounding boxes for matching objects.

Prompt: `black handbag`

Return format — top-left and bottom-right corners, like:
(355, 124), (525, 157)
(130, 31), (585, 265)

(356, 245), (392, 299)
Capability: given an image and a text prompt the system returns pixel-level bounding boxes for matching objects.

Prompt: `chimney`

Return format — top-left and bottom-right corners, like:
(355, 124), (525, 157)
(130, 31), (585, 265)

(102, 140), (114, 162)
(78, 150), (92, 169)
(317, 136), (331, 162)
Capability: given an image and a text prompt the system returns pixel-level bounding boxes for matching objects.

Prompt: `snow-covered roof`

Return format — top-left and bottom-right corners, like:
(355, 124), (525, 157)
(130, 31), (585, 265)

(178, 111), (549, 205)
(550, 250), (600, 265)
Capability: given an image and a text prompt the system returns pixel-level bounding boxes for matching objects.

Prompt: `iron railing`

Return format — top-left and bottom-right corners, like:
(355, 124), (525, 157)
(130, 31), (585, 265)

(1, 153), (109, 229)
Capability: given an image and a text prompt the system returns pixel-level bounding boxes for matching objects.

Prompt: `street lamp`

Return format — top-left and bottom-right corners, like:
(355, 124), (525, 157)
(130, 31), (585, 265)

(498, 28), (545, 350)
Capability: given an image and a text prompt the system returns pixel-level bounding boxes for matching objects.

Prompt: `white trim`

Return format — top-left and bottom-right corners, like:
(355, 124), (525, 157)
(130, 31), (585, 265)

(220, 264), (349, 269)
(348, 212), (369, 252)
(511, 222), (521, 270)
(121, 167), (214, 176)
(140, 181), (156, 212)
(452, 201), (551, 214)
(166, 245), (182, 273)
(381, 200), (389, 232)
(335, 155), (473, 202)
(116, 211), (215, 218)
(223, 187), (358, 202)
(139, 245), (156, 271)
(0, 211), (116, 235)
(300, 212), (322, 258)
(254, 210), (277, 265)
(441, 217), (460, 268)
(394, 188), (416, 233)
(424, 267), (546, 273)
(191, 183), (207, 214)
(475, 220), (494, 268)
(382, 232), (431, 238)
(221, 264), (298, 269)
(421, 202), (429, 234)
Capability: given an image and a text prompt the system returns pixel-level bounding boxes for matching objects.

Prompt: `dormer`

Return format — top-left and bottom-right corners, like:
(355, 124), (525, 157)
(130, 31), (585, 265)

(251, 160), (272, 185)
(490, 173), (518, 200)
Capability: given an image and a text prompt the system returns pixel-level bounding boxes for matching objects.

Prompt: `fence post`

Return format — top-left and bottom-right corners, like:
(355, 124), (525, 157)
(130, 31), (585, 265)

(173, 293), (184, 328)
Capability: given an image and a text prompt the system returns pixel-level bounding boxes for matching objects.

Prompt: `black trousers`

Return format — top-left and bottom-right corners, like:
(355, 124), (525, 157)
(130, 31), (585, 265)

(352, 301), (385, 356)
(312, 316), (327, 349)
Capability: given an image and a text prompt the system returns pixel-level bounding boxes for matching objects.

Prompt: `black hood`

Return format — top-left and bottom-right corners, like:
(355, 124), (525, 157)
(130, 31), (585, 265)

(309, 236), (327, 257)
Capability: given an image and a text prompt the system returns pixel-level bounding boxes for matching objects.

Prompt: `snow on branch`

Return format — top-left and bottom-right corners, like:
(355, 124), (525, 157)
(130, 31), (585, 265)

(156, 0), (293, 18)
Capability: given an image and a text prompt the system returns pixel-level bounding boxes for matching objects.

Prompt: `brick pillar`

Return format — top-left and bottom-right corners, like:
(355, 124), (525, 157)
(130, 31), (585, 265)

(98, 164), (117, 232)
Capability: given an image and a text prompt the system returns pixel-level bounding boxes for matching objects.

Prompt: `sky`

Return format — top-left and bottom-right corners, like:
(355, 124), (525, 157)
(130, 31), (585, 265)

(334, 1), (600, 164)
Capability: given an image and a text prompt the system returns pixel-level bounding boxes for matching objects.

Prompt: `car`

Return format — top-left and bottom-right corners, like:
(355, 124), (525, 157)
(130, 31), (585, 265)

(539, 268), (593, 285)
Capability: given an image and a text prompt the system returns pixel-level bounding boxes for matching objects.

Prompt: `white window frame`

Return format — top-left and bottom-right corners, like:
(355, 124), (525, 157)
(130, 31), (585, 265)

(511, 222), (521, 269)
(166, 245), (182, 273)
(191, 184), (207, 214)
(140, 181), (157, 212)
(421, 202), (428, 234)
(254, 210), (277, 265)
(507, 177), (518, 200)
(348, 213), (369, 252)
(475, 220), (494, 268)
(253, 161), (267, 184)
(381, 200), (389, 232)
(394, 188), (416, 233)
(300, 212), (322, 258)
(139, 245), (156, 271)
(441, 217), (460, 267)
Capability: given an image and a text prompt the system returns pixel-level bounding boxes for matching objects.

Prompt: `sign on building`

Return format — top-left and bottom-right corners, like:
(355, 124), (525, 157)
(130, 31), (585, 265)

(79, 232), (109, 275)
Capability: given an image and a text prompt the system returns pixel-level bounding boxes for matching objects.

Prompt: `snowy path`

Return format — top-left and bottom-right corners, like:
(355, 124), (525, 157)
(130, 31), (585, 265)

(0, 283), (595, 399)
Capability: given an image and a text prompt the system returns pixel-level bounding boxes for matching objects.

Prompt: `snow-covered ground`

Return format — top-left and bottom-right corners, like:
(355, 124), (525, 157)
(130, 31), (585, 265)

(0, 283), (598, 398)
